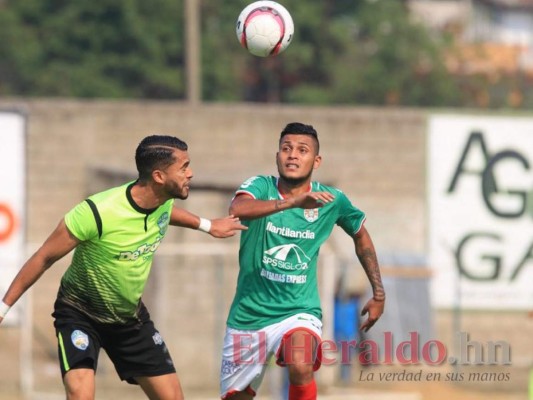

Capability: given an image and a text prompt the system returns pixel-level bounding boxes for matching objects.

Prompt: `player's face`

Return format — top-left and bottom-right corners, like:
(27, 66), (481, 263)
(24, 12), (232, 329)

(276, 134), (321, 185)
(161, 149), (193, 199)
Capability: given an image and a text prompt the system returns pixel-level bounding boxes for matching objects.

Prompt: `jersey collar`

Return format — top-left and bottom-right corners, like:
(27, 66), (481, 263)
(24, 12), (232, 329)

(126, 180), (159, 215)
(276, 177), (313, 200)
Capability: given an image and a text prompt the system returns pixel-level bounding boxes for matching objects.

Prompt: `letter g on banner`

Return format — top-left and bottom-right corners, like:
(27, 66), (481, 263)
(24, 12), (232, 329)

(0, 203), (16, 242)
(482, 150), (530, 218)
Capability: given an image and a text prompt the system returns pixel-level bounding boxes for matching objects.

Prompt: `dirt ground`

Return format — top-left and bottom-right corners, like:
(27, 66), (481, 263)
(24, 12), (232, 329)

(0, 373), (528, 400)
(0, 386), (527, 400)
(1, 383), (525, 400)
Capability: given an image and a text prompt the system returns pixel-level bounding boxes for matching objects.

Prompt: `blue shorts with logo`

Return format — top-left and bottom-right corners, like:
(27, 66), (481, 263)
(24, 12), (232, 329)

(52, 299), (175, 384)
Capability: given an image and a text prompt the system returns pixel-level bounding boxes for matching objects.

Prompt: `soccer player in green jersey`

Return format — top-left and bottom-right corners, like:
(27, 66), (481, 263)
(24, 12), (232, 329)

(0, 135), (246, 400)
(220, 123), (385, 400)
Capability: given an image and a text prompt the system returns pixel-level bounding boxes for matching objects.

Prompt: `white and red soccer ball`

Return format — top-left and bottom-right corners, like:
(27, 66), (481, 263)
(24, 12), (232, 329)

(236, 1), (294, 57)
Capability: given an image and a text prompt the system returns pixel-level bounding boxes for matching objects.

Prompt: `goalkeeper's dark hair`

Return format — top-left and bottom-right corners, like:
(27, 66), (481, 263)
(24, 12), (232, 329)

(279, 122), (320, 154)
(135, 135), (188, 181)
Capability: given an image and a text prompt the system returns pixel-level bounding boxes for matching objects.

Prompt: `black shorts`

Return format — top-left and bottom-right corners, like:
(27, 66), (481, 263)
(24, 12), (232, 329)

(52, 301), (176, 384)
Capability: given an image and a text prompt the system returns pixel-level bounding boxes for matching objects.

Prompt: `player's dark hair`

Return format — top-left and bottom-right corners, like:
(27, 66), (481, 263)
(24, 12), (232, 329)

(135, 135), (188, 181)
(279, 122), (320, 153)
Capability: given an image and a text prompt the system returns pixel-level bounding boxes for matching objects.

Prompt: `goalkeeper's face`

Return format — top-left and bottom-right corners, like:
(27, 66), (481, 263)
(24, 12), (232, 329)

(276, 134), (321, 185)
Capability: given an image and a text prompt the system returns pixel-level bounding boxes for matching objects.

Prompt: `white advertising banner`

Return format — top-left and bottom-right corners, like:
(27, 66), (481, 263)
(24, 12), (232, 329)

(0, 111), (26, 324)
(428, 115), (532, 309)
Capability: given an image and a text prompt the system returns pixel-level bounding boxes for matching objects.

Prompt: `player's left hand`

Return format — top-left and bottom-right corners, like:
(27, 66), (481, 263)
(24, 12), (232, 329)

(209, 215), (247, 238)
(360, 297), (385, 332)
(292, 192), (335, 209)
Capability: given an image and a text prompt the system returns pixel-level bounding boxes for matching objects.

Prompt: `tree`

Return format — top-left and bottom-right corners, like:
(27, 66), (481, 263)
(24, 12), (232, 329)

(0, 0), (184, 98)
(0, 0), (485, 107)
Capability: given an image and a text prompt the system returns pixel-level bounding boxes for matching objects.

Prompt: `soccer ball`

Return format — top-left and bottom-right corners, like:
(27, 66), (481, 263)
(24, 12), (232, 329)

(236, 1), (294, 57)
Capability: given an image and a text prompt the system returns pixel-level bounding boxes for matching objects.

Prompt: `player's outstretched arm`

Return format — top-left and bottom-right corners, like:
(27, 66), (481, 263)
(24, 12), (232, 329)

(0, 220), (79, 324)
(353, 225), (385, 332)
(169, 207), (246, 238)
(229, 192), (335, 220)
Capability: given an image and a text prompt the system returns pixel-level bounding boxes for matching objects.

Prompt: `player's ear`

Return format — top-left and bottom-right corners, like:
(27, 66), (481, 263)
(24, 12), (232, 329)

(313, 154), (322, 170)
(152, 169), (165, 184)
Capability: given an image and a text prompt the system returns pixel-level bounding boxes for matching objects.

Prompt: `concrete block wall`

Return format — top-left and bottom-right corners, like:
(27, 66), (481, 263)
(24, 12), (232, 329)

(0, 100), (428, 253)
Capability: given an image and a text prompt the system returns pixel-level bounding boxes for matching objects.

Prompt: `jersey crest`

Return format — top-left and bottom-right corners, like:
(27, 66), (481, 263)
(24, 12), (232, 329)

(303, 208), (319, 223)
(157, 212), (169, 235)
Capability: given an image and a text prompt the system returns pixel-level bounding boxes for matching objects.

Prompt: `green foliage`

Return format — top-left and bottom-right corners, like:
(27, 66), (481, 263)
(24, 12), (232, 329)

(0, 0), (184, 98)
(1, 0), (520, 108)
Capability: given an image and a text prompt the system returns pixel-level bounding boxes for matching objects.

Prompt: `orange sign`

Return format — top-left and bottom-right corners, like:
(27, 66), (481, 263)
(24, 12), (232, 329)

(0, 203), (16, 242)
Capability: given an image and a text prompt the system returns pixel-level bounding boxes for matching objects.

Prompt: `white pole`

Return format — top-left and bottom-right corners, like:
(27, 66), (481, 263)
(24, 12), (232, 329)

(20, 289), (33, 399)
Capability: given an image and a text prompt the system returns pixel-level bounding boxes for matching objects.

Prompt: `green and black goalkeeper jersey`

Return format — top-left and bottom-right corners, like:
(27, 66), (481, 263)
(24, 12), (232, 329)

(58, 181), (173, 324)
(227, 175), (366, 330)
